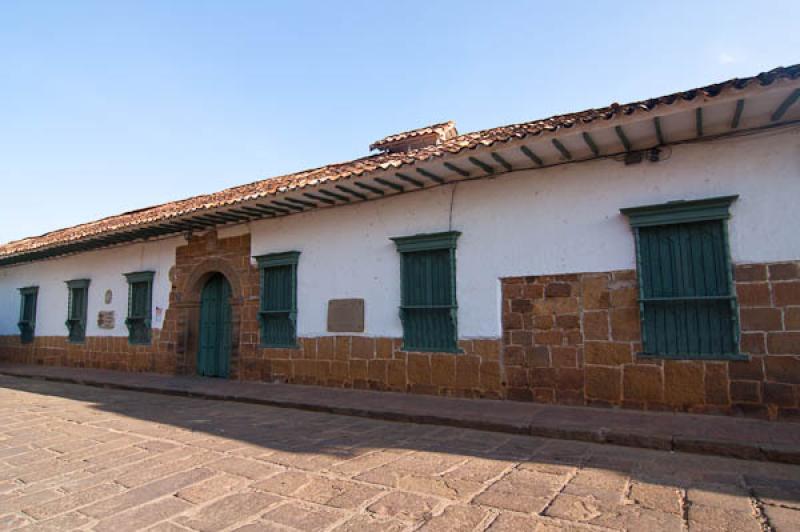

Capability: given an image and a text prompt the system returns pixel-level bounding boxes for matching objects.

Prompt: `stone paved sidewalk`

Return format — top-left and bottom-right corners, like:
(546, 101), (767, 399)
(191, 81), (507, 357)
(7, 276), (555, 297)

(1, 363), (799, 465)
(1, 375), (800, 531)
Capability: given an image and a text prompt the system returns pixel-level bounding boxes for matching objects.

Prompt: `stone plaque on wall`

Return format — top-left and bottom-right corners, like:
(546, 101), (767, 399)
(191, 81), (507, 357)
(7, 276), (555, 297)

(327, 299), (364, 332)
(97, 311), (115, 330)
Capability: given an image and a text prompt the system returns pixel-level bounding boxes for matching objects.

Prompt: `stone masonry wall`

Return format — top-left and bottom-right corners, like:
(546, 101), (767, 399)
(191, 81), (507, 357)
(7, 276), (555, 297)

(501, 261), (800, 421)
(1, 229), (798, 421)
(0, 332), (165, 372)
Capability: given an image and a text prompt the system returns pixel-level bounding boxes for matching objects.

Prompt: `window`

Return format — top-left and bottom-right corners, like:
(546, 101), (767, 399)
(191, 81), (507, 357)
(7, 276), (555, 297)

(18, 286), (38, 344)
(66, 279), (90, 343)
(125, 271), (155, 344)
(621, 195), (744, 360)
(391, 231), (460, 352)
(256, 251), (300, 347)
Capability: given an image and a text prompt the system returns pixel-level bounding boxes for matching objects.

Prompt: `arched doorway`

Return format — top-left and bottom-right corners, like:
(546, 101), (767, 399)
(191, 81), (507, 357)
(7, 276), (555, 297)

(197, 272), (232, 378)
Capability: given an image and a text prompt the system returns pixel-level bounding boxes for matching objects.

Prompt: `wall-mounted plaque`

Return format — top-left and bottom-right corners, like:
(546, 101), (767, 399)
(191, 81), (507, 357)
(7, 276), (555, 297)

(104, 289), (113, 305)
(327, 299), (365, 332)
(97, 311), (115, 330)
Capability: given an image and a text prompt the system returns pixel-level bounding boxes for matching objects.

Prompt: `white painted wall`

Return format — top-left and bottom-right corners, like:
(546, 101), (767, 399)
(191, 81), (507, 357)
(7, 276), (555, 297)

(0, 237), (182, 336)
(1, 129), (798, 340)
(248, 129), (800, 339)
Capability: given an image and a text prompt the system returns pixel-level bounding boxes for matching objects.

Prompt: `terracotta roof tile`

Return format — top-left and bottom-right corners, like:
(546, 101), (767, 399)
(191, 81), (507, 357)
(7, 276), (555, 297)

(369, 121), (458, 152)
(1, 64), (799, 262)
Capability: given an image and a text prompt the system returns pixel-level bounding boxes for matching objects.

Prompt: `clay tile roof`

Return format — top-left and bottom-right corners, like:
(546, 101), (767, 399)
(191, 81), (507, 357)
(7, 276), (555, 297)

(1, 64), (799, 264)
(369, 121), (458, 151)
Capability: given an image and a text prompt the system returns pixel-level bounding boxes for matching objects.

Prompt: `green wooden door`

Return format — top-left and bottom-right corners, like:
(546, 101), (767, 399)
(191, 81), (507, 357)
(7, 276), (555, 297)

(197, 273), (232, 378)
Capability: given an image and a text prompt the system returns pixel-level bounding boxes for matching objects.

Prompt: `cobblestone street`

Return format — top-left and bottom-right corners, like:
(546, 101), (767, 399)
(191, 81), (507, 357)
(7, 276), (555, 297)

(1, 375), (799, 531)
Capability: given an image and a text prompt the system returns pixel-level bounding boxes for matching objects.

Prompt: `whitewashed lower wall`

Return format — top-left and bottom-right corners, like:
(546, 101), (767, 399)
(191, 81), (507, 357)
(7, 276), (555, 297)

(249, 129), (800, 338)
(0, 237), (182, 336)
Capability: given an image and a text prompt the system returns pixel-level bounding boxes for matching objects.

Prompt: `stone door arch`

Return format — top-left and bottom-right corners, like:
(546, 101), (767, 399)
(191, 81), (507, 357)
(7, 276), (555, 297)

(170, 245), (249, 378)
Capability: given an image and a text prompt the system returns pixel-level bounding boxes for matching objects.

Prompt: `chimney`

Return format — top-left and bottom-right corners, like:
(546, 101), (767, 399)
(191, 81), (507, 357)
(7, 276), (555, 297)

(370, 121), (458, 153)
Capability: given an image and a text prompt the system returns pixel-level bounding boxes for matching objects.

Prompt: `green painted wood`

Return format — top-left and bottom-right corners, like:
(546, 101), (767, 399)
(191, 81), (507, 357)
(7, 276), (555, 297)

(125, 271), (154, 344)
(771, 88), (800, 121)
(198, 273), (232, 378)
(354, 182), (385, 196)
(468, 157), (494, 174)
(551, 139), (572, 160)
(621, 195), (738, 227)
(581, 133), (600, 156)
(731, 99), (745, 129)
(303, 192), (335, 205)
(653, 117), (666, 145)
(374, 178), (404, 192)
(393, 232), (459, 352)
(490, 152), (513, 171)
(285, 197), (317, 208)
(395, 173), (425, 188)
(259, 265), (296, 347)
(335, 184), (368, 200)
(400, 249), (457, 352)
(635, 219), (739, 359)
(257, 203), (290, 214)
(272, 200), (305, 211)
(442, 163), (470, 177)
(416, 168), (446, 183)
(391, 231), (460, 253)
(256, 251), (300, 347)
(18, 286), (38, 344)
(519, 146), (544, 166)
(695, 108), (704, 137)
(66, 281), (89, 343)
(317, 189), (350, 202)
(615, 126), (632, 151)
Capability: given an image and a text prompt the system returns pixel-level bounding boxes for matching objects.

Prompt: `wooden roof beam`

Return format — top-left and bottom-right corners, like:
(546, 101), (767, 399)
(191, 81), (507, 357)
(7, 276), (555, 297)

(490, 152), (513, 172)
(374, 177), (404, 192)
(520, 146), (543, 166)
(771, 88), (800, 122)
(696, 107), (704, 137)
(581, 132), (599, 156)
(303, 192), (335, 205)
(468, 156), (494, 174)
(257, 203), (290, 215)
(653, 117), (666, 145)
(731, 99), (745, 129)
(285, 197), (317, 208)
(317, 189), (350, 202)
(442, 162), (470, 177)
(615, 126), (632, 152)
(270, 200), (305, 212)
(417, 168), (446, 183)
(335, 184), (368, 200)
(354, 182), (384, 196)
(551, 139), (572, 160)
(395, 173), (425, 188)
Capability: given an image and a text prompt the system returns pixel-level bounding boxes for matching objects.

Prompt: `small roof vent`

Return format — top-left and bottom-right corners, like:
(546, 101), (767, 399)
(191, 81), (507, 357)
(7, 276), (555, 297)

(370, 121), (458, 153)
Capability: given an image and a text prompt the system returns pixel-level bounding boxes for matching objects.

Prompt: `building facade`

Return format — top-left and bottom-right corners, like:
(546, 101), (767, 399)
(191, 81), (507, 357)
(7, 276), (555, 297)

(2, 65), (799, 421)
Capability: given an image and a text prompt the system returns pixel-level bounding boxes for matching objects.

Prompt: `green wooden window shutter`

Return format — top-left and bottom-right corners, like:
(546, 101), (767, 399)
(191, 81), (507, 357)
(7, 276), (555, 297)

(255, 251), (300, 347)
(65, 279), (90, 343)
(18, 286), (39, 344)
(392, 231), (460, 352)
(621, 196), (744, 360)
(124, 271), (155, 344)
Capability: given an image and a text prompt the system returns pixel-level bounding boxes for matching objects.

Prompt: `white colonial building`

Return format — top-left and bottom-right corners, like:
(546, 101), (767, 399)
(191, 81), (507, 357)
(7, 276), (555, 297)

(1, 65), (799, 421)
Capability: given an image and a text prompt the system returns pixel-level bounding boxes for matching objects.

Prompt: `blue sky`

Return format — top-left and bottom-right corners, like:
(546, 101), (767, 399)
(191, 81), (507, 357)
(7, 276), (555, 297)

(1, 1), (798, 245)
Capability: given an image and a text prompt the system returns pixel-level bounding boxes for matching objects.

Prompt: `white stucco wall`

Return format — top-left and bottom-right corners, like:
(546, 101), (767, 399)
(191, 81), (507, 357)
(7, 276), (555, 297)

(1, 129), (798, 341)
(248, 129), (800, 339)
(0, 237), (182, 336)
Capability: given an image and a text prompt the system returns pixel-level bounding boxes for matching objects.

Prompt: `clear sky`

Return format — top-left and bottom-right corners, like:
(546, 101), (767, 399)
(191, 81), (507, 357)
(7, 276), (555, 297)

(1, 1), (798, 245)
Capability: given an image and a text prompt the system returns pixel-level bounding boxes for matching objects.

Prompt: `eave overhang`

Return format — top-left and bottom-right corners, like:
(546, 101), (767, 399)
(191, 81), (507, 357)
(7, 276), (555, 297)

(1, 68), (799, 267)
